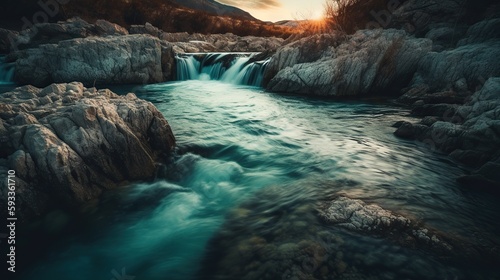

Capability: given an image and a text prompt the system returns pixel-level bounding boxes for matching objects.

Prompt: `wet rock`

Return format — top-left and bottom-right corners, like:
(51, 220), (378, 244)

(0, 82), (175, 221)
(199, 182), (493, 280)
(458, 156), (500, 192)
(394, 77), (500, 191)
(411, 103), (459, 117)
(420, 116), (440, 126)
(394, 121), (428, 139)
(398, 89), (470, 105)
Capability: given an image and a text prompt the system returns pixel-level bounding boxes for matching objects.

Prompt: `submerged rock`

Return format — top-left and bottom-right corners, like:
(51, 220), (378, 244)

(0, 82), (175, 221)
(199, 182), (494, 280)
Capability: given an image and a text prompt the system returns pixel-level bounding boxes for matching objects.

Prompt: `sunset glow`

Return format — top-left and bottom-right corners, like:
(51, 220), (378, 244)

(219, 0), (326, 22)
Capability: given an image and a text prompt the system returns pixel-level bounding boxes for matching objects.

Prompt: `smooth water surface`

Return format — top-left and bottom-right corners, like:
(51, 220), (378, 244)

(20, 80), (500, 279)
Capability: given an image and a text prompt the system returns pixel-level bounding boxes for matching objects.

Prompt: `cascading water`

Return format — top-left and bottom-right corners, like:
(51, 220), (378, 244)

(0, 56), (14, 85)
(176, 53), (270, 87)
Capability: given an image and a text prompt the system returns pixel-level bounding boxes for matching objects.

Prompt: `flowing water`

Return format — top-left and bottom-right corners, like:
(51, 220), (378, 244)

(14, 58), (500, 279)
(0, 56), (14, 85)
(176, 53), (270, 86)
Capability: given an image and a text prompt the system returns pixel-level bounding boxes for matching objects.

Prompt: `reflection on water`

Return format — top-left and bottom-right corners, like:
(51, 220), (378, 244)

(19, 80), (500, 279)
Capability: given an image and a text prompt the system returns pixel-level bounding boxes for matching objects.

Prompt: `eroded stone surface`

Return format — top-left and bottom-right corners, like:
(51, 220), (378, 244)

(0, 82), (175, 220)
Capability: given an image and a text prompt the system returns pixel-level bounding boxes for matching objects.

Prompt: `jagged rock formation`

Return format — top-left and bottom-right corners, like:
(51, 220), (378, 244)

(3, 17), (128, 53)
(408, 21), (500, 93)
(266, 29), (432, 97)
(130, 23), (284, 53)
(395, 78), (500, 190)
(2, 19), (283, 86)
(392, 17), (500, 191)
(0, 83), (175, 221)
(14, 34), (164, 87)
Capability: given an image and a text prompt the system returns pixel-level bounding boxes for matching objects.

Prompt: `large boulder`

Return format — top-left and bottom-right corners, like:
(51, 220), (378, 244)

(14, 34), (164, 87)
(0, 82), (175, 221)
(457, 18), (500, 46)
(409, 40), (500, 93)
(262, 33), (344, 86)
(266, 29), (432, 97)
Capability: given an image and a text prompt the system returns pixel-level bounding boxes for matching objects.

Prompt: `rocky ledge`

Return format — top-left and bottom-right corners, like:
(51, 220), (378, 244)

(394, 78), (500, 191)
(264, 29), (432, 97)
(0, 82), (175, 221)
(1, 18), (283, 87)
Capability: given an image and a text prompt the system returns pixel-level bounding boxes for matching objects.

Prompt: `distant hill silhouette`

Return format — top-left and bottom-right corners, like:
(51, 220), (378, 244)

(172, 0), (257, 21)
(0, 0), (296, 38)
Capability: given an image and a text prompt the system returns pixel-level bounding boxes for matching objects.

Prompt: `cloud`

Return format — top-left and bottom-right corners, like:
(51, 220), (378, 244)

(218, 0), (281, 10)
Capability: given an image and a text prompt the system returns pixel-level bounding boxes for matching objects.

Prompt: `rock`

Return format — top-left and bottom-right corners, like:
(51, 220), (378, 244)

(458, 18), (500, 46)
(409, 40), (500, 93)
(458, 156), (500, 192)
(14, 35), (164, 87)
(394, 78), (500, 190)
(131, 25), (284, 53)
(0, 28), (19, 54)
(398, 89), (470, 105)
(411, 103), (459, 117)
(425, 25), (467, 51)
(262, 33), (344, 86)
(449, 149), (491, 167)
(0, 83), (175, 221)
(266, 29), (432, 97)
(394, 121), (428, 139)
(392, 0), (467, 36)
(7, 17), (128, 52)
(130, 22), (163, 37)
(94, 19), (129, 36)
(199, 182), (491, 280)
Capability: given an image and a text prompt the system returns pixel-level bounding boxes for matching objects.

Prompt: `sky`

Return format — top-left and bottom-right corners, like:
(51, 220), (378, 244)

(217, 0), (326, 22)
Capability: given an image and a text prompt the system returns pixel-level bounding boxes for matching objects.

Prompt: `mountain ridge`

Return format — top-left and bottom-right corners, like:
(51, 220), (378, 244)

(171, 0), (257, 21)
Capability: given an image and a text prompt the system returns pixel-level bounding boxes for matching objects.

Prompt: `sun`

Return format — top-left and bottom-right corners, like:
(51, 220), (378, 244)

(310, 10), (325, 21)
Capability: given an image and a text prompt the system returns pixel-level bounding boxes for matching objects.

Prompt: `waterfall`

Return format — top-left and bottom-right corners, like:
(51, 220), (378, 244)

(0, 56), (14, 85)
(175, 53), (270, 87)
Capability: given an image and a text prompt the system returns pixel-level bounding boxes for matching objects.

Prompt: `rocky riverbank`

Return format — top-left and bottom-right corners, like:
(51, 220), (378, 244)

(0, 18), (283, 87)
(261, 8), (500, 191)
(0, 82), (175, 221)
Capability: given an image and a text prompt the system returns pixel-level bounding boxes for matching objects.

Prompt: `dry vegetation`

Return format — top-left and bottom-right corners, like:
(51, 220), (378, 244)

(324, 0), (397, 34)
(1, 0), (298, 38)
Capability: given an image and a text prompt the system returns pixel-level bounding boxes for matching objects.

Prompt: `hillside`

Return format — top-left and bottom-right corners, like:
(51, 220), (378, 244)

(171, 0), (256, 21)
(0, 0), (295, 38)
